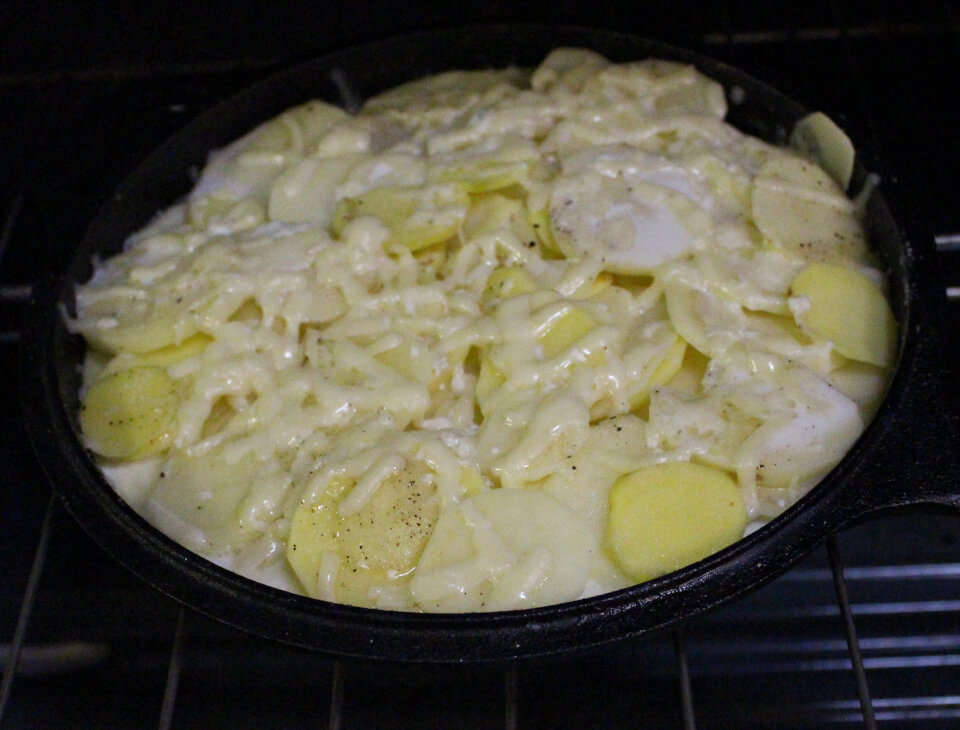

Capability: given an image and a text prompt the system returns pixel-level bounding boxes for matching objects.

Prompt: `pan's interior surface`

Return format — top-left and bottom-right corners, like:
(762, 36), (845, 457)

(22, 25), (952, 662)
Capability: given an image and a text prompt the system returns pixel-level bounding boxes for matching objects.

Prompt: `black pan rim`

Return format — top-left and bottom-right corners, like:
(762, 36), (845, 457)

(19, 24), (953, 663)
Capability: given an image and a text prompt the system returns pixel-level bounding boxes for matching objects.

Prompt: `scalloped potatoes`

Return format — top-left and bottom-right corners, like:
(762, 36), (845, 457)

(73, 49), (894, 611)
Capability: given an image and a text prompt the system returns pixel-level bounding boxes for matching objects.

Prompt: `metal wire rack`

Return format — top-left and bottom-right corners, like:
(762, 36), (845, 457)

(1, 3), (959, 727)
(4, 493), (960, 727)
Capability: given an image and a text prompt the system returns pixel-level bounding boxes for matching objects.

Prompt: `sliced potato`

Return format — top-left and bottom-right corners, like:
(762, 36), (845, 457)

(630, 333), (687, 410)
(285, 461), (440, 606)
(74, 283), (204, 355)
(663, 274), (745, 358)
(286, 494), (341, 598)
(543, 414), (655, 537)
(98, 333), (214, 380)
(789, 262), (896, 366)
(80, 366), (178, 459)
(587, 325), (686, 421)
(375, 338), (435, 385)
(147, 449), (260, 552)
(790, 112), (855, 190)
(267, 154), (362, 225)
(826, 360), (889, 420)
(332, 184), (469, 251)
(530, 47), (610, 93)
(475, 354), (506, 415)
(411, 489), (595, 612)
(252, 100), (353, 155)
(73, 237), (254, 355)
(549, 173), (703, 274)
(483, 266), (538, 302)
(462, 194), (540, 248)
(187, 196), (266, 232)
(737, 366), (864, 492)
(362, 68), (527, 118)
(569, 271), (613, 300)
(527, 206), (562, 255)
(606, 461), (747, 582)
(340, 153), (428, 197)
(584, 60), (726, 118)
(535, 305), (597, 359)
(135, 334), (213, 367)
(752, 155), (866, 264)
(189, 100), (351, 210)
(459, 465), (488, 497)
(431, 157), (531, 194)
(664, 343), (710, 394)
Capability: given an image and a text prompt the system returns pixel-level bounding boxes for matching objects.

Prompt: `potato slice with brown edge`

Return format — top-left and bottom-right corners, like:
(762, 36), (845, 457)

(80, 366), (178, 459)
(606, 461), (747, 582)
(789, 262), (896, 367)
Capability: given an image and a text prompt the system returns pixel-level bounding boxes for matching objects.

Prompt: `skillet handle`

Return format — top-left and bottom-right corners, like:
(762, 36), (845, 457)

(903, 235), (960, 512)
(830, 308), (960, 524)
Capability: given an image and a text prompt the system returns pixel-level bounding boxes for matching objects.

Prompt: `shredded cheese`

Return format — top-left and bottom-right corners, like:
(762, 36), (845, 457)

(72, 49), (894, 612)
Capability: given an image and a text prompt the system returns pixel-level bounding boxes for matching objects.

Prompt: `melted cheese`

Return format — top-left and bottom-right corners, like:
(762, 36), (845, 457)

(72, 48), (893, 612)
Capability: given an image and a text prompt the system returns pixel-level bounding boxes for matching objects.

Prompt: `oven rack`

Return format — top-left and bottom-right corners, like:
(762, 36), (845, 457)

(3, 491), (960, 728)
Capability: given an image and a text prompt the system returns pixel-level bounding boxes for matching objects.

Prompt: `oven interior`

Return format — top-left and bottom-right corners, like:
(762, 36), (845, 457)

(2, 2), (960, 727)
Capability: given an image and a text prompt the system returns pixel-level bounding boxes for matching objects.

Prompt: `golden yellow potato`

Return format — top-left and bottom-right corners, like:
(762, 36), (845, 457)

(536, 305), (597, 359)
(431, 158), (530, 194)
(462, 194), (541, 249)
(79, 366), (178, 459)
(606, 461), (747, 582)
(286, 462), (440, 605)
(629, 335), (687, 410)
(286, 490), (342, 599)
(475, 354), (506, 415)
(790, 262), (896, 366)
(483, 266), (538, 302)
(664, 345), (710, 394)
(135, 334), (212, 367)
(526, 206), (562, 256)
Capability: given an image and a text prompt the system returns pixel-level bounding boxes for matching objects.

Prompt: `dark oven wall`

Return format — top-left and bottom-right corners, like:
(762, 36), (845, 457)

(2, 2), (959, 729)
(3, 2), (959, 257)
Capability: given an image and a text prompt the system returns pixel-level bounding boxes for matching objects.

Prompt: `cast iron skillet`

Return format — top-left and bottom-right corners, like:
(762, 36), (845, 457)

(20, 25), (960, 663)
